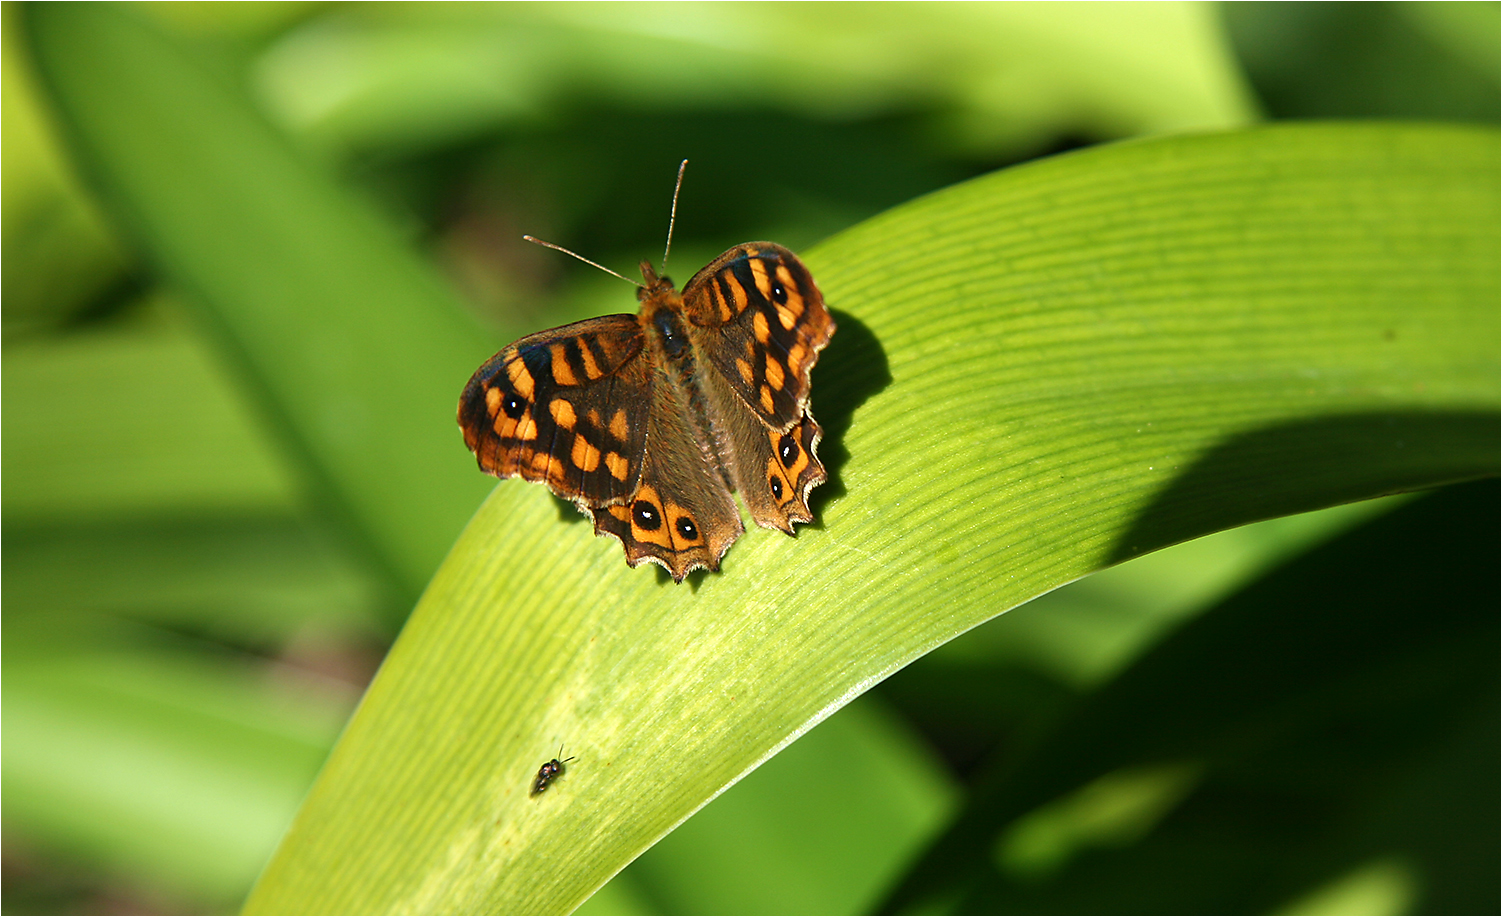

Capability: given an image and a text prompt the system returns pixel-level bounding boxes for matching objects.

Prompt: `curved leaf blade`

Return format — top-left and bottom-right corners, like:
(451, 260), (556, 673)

(247, 123), (1498, 913)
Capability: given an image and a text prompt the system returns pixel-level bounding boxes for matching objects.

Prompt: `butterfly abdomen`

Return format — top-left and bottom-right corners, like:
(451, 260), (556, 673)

(641, 297), (736, 493)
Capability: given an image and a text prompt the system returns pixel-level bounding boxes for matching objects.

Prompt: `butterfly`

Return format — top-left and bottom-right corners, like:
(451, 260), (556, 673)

(530, 748), (575, 797)
(458, 163), (835, 582)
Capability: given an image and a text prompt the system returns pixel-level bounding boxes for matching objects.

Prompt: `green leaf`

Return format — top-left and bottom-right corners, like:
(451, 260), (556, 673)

(23, 3), (494, 603)
(243, 123), (1497, 913)
(601, 693), (961, 914)
(2, 612), (355, 909)
(1, 3), (132, 333)
(2, 308), (298, 524)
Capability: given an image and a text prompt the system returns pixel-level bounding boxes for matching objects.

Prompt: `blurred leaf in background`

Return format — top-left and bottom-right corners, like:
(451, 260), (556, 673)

(2, 1), (1496, 914)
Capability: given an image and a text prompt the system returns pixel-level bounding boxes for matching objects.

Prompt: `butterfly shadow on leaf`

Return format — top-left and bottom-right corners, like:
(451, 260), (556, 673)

(804, 308), (890, 520)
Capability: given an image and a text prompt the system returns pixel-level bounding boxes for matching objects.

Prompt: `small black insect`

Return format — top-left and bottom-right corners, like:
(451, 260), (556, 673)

(531, 747), (575, 796)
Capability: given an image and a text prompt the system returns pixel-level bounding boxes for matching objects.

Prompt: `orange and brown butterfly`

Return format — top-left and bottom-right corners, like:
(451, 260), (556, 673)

(457, 162), (835, 582)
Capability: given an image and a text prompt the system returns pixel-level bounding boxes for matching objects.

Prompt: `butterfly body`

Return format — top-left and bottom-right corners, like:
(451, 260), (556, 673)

(459, 242), (834, 581)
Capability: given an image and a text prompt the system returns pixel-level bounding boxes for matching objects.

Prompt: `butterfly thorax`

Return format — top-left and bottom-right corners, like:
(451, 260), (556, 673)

(637, 276), (730, 491)
(638, 262), (692, 359)
(648, 303), (690, 360)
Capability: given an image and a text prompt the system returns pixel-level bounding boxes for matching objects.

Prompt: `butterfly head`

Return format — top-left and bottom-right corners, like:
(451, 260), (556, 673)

(638, 261), (675, 301)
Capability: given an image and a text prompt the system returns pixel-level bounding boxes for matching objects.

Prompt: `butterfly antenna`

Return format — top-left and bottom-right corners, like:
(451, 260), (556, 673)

(662, 159), (688, 274)
(523, 235), (640, 287)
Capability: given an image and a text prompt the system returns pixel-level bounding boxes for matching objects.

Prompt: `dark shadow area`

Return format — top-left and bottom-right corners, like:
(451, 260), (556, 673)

(876, 661), (1083, 780)
(879, 478), (1500, 914)
(551, 492), (584, 525)
(806, 309), (891, 520)
(376, 106), (1004, 267)
(1107, 410), (1500, 565)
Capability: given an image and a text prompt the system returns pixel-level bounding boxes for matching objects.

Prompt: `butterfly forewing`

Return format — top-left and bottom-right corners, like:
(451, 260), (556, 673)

(681, 243), (835, 432)
(458, 315), (651, 507)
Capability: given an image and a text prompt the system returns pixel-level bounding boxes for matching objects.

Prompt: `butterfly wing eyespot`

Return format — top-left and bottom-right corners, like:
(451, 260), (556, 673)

(769, 411), (824, 522)
(590, 446), (744, 582)
(720, 408), (825, 534)
(458, 315), (651, 507)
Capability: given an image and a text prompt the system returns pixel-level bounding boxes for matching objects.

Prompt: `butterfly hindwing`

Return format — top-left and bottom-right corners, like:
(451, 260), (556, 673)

(680, 243), (836, 432)
(458, 315), (651, 507)
(690, 350), (827, 534)
(589, 382), (745, 580)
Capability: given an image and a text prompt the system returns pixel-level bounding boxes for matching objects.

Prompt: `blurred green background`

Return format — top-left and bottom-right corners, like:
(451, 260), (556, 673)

(3, 2), (1497, 914)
